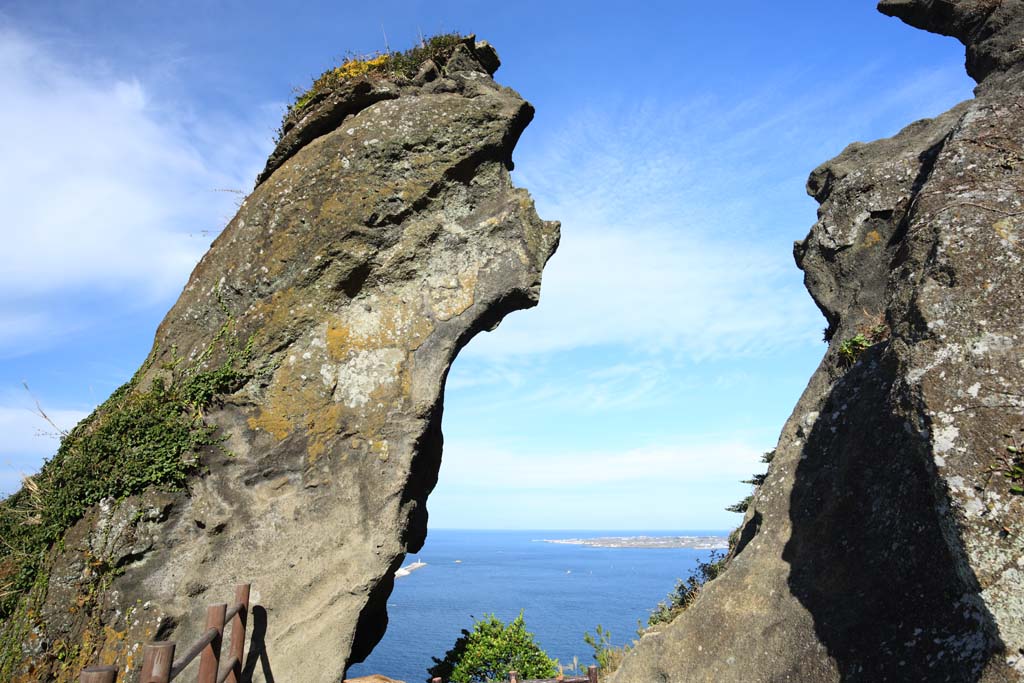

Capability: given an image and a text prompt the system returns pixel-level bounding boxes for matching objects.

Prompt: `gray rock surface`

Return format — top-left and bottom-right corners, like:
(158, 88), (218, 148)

(611, 2), (1024, 681)
(4, 38), (557, 683)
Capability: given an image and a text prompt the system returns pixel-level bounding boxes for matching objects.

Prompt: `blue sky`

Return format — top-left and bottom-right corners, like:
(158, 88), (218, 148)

(0, 2), (974, 529)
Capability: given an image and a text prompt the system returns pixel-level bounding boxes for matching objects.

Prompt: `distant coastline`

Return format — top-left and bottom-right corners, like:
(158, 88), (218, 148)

(540, 535), (727, 549)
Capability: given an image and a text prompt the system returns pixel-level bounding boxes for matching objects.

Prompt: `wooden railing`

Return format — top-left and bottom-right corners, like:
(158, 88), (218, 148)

(430, 666), (598, 683)
(79, 583), (251, 683)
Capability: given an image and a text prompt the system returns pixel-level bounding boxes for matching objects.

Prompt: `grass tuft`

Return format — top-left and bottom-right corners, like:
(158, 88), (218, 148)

(278, 33), (464, 139)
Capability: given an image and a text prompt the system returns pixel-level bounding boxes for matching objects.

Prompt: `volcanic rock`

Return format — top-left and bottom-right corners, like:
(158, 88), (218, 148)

(2, 36), (557, 683)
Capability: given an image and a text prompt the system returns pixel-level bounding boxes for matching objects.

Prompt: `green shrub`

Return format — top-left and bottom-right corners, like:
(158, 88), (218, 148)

(726, 449), (775, 514)
(428, 612), (557, 683)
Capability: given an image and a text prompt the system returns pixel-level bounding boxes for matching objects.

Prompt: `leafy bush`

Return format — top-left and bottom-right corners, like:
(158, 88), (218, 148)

(428, 612), (557, 683)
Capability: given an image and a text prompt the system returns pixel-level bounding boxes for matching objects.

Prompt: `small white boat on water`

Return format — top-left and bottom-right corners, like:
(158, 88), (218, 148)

(395, 559), (427, 578)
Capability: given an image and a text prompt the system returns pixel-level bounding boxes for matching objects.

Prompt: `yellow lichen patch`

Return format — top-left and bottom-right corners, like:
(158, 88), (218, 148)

(247, 293), (429, 463)
(97, 625), (128, 668)
(429, 269), (479, 321)
(305, 403), (348, 462)
(248, 410), (295, 441)
(863, 229), (883, 247)
(246, 352), (325, 443)
(994, 217), (1013, 240)
(325, 298), (434, 359)
(369, 438), (390, 461)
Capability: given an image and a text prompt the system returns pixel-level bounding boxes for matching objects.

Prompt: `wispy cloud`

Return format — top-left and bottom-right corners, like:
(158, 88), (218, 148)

(470, 98), (823, 360)
(429, 437), (765, 529)
(439, 438), (763, 490)
(0, 27), (274, 354)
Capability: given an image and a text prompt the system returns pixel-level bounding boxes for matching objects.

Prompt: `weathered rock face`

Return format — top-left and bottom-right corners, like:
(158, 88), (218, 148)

(7, 38), (557, 682)
(612, 3), (1024, 682)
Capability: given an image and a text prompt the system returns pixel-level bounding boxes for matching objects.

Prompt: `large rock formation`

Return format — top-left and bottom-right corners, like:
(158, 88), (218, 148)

(1, 37), (557, 682)
(612, 2), (1024, 681)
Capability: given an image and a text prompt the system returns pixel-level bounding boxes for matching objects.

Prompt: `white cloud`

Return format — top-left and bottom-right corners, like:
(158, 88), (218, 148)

(471, 221), (817, 359)
(0, 27), (274, 352)
(439, 438), (763, 490)
(429, 437), (765, 529)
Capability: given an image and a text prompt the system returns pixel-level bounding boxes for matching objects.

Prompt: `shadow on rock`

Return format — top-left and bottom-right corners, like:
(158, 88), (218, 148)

(242, 606), (275, 683)
(782, 347), (1003, 681)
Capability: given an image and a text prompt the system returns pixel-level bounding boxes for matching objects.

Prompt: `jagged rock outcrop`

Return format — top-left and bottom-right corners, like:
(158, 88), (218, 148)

(1, 37), (557, 682)
(612, 2), (1024, 681)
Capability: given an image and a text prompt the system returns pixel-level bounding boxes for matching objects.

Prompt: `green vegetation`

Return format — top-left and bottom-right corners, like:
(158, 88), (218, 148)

(725, 449), (775, 515)
(989, 427), (1024, 495)
(837, 333), (871, 365)
(0, 322), (253, 620)
(0, 564), (48, 680)
(837, 320), (889, 366)
(583, 625), (625, 677)
(286, 33), (464, 120)
(428, 612), (557, 683)
(645, 551), (729, 628)
(725, 495), (753, 514)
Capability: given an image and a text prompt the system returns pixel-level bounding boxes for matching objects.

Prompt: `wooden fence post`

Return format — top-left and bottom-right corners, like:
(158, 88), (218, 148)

(139, 642), (175, 683)
(225, 583), (250, 683)
(587, 665), (599, 683)
(79, 665), (117, 683)
(197, 603), (226, 683)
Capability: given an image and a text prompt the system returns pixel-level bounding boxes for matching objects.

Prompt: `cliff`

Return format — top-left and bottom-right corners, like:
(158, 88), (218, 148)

(612, 2), (1024, 681)
(0, 36), (558, 682)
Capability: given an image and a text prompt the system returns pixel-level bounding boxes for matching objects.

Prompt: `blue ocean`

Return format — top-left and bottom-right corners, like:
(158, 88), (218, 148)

(345, 530), (723, 683)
